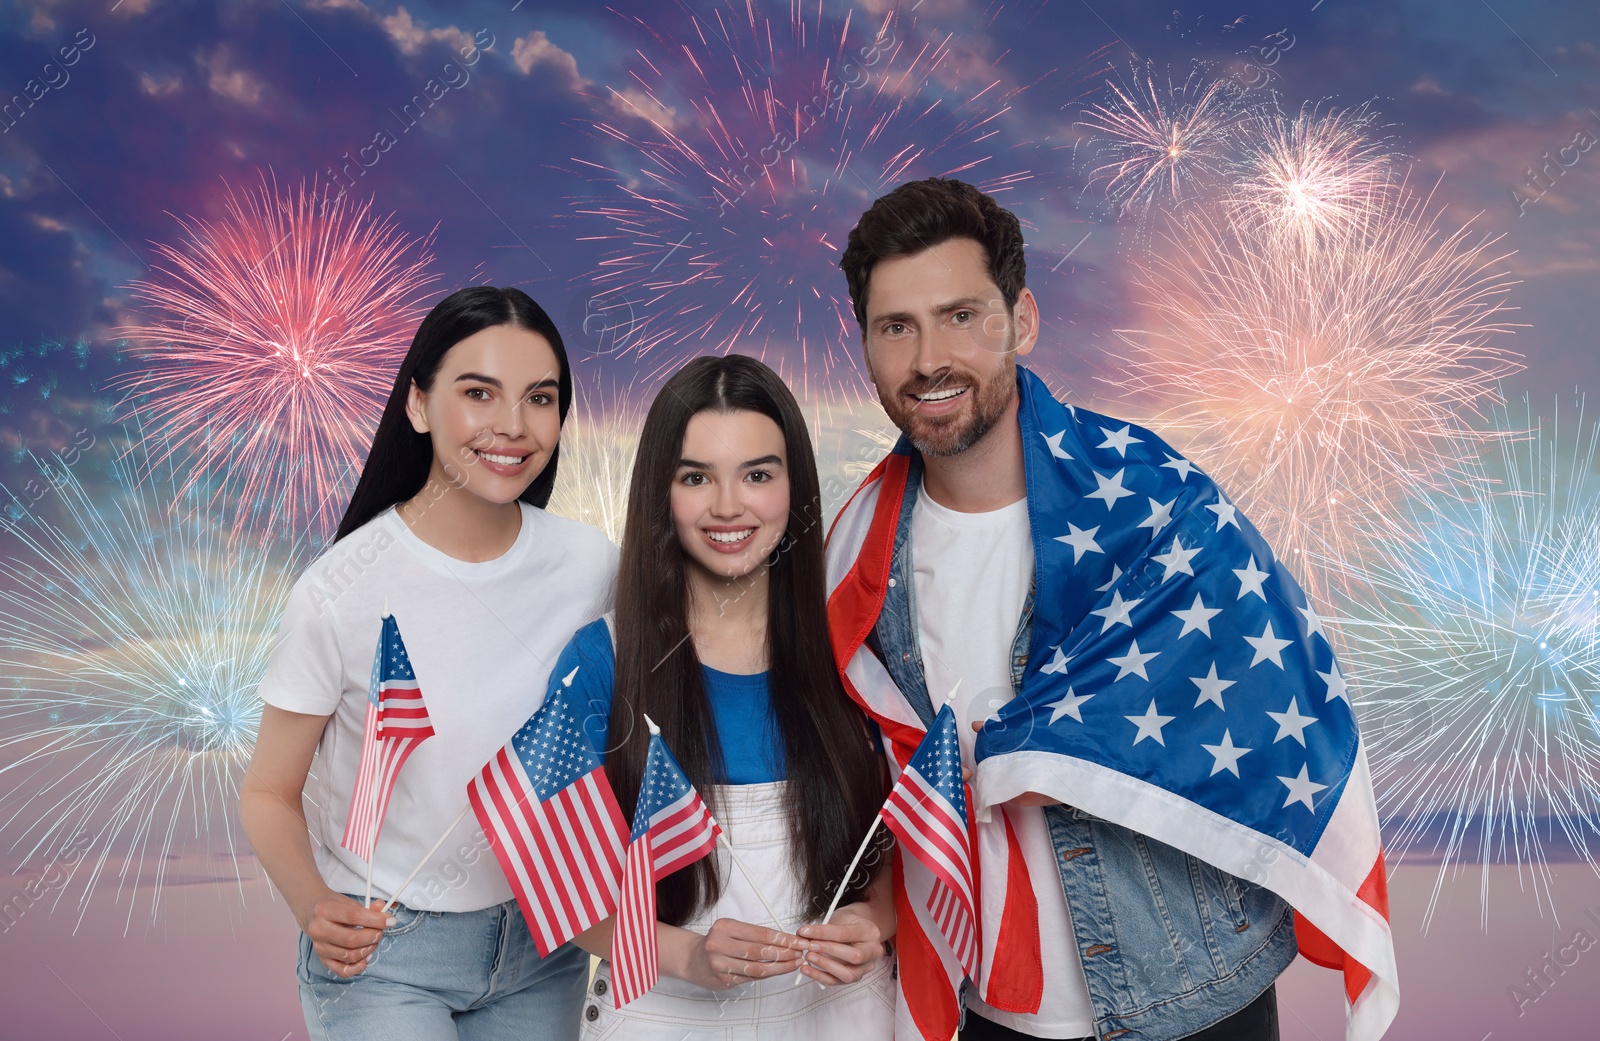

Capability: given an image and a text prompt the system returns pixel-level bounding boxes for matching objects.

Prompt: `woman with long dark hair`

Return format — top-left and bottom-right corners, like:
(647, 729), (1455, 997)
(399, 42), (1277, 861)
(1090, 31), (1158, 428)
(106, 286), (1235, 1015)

(550, 354), (895, 1037)
(240, 286), (617, 1041)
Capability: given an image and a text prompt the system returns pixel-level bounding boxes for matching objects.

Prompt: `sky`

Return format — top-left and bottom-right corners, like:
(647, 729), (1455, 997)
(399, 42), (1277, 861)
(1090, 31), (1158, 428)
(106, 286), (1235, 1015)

(2, 0), (1600, 1038)
(3, 0), (1598, 427)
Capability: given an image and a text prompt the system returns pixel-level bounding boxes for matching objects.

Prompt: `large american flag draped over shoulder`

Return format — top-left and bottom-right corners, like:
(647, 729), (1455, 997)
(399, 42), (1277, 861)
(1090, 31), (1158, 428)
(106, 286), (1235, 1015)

(825, 365), (1397, 1041)
(611, 723), (722, 1009)
(341, 613), (435, 861)
(468, 675), (627, 958)
(879, 703), (979, 980)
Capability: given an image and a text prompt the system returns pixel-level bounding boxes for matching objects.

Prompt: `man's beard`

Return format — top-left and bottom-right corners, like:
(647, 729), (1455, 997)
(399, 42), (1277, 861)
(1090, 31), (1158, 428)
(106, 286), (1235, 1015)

(878, 350), (1017, 458)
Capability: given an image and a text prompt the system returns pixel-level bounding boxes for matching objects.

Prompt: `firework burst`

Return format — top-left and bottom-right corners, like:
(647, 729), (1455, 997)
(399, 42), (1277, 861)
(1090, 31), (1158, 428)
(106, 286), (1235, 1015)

(114, 176), (436, 542)
(572, 1), (1083, 404)
(1228, 104), (1397, 251)
(0, 431), (301, 929)
(1334, 399), (1600, 923)
(546, 384), (644, 544)
(1108, 107), (1523, 595)
(1076, 66), (1243, 215)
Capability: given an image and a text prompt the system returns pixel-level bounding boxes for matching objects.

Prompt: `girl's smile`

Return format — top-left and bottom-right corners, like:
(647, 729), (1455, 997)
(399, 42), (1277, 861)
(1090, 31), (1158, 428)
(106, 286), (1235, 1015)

(471, 445), (535, 476)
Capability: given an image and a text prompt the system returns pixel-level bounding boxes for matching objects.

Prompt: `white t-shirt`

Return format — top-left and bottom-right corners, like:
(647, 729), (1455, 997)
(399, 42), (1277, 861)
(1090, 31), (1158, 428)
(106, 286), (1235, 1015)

(910, 482), (1095, 1038)
(258, 502), (618, 913)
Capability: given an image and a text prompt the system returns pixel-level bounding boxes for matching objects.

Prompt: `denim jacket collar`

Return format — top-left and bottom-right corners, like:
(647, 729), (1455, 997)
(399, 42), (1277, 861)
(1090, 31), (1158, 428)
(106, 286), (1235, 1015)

(869, 451), (1037, 725)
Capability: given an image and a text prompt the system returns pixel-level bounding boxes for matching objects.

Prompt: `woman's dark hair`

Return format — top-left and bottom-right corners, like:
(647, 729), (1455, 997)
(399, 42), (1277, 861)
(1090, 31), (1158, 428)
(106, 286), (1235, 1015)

(607, 354), (885, 924)
(334, 286), (573, 541)
(839, 176), (1027, 329)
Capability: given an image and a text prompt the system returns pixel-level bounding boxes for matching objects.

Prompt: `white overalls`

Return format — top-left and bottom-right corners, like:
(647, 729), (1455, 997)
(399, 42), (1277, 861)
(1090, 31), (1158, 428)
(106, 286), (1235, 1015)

(580, 782), (896, 1039)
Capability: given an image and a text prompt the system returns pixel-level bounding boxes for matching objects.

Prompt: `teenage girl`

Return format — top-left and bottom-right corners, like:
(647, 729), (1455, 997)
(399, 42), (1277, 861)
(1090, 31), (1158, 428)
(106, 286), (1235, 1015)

(551, 354), (897, 1038)
(240, 287), (617, 1041)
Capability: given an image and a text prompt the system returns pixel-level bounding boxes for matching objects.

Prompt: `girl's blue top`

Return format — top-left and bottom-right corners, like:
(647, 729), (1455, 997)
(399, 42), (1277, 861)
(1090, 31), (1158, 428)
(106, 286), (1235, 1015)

(547, 617), (785, 784)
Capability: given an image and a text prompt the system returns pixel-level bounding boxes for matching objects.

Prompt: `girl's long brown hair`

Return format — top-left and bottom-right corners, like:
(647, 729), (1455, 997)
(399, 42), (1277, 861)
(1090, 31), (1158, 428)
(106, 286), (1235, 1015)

(605, 354), (885, 924)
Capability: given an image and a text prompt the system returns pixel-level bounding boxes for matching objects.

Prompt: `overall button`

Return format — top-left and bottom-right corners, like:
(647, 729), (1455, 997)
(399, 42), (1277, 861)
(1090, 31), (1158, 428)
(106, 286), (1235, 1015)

(593, 978), (608, 996)
(585, 1004), (600, 1022)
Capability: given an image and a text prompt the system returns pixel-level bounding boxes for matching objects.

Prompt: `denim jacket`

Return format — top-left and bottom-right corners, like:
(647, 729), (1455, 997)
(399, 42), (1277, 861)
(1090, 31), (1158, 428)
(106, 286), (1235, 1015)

(868, 452), (1296, 1041)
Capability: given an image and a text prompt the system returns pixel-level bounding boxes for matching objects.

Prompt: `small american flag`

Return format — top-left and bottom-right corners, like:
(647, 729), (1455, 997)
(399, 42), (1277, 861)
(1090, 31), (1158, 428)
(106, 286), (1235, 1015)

(611, 721), (721, 1008)
(880, 703), (979, 980)
(341, 613), (435, 861)
(468, 675), (627, 957)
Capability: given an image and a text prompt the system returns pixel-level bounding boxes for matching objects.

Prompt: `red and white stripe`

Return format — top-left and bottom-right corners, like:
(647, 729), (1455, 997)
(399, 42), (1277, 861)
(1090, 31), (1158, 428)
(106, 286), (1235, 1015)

(928, 880), (977, 980)
(644, 790), (721, 881)
(375, 684), (431, 736)
(468, 747), (627, 958)
(611, 839), (661, 1008)
(611, 790), (722, 1007)
(881, 765), (979, 978)
(341, 684), (432, 861)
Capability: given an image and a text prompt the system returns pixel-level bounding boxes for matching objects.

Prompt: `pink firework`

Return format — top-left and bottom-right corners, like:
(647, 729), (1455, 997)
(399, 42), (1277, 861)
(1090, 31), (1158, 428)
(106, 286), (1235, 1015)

(570, 1), (1095, 405)
(1109, 138), (1523, 597)
(115, 177), (437, 539)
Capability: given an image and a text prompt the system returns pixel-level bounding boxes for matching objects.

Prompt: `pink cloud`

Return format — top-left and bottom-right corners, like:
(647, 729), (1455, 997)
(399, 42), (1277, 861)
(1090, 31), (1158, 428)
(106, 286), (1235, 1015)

(197, 45), (266, 107)
(512, 29), (680, 130)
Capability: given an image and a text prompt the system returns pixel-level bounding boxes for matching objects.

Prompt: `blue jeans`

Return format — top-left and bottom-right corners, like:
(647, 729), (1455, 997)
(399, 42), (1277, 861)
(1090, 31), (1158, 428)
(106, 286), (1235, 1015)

(297, 896), (589, 1041)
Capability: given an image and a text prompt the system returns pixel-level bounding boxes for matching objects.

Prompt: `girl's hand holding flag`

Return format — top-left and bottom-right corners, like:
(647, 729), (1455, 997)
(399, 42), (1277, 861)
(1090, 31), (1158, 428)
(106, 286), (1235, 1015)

(298, 893), (397, 978)
(242, 702), (401, 979)
(461, 692), (806, 1000)
(670, 917), (807, 992)
(792, 875), (894, 986)
(314, 608), (435, 976)
(611, 715), (754, 1005)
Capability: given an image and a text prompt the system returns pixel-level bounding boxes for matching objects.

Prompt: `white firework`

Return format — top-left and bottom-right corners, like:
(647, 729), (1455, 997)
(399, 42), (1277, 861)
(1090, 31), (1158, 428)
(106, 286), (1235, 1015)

(0, 431), (301, 929)
(1334, 399), (1600, 924)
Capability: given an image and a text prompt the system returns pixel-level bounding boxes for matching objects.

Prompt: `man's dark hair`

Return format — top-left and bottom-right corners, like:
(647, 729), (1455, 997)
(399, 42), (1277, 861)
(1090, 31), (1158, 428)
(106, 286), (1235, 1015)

(839, 177), (1027, 329)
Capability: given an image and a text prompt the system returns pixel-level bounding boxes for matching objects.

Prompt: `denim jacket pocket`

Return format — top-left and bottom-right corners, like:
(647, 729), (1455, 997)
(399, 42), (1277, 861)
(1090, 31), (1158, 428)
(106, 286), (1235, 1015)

(1193, 859), (1250, 935)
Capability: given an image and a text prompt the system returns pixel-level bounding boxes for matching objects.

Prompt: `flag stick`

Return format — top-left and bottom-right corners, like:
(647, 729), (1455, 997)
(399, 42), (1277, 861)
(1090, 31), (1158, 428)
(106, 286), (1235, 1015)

(362, 608), (392, 907)
(718, 832), (787, 932)
(819, 814), (883, 926)
(377, 804), (472, 915)
(362, 794), (381, 906)
(795, 815), (885, 991)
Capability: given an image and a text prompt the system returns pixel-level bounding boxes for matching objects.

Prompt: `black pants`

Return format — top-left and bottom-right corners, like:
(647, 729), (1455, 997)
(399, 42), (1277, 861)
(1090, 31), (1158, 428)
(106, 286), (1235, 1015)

(959, 984), (1279, 1041)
